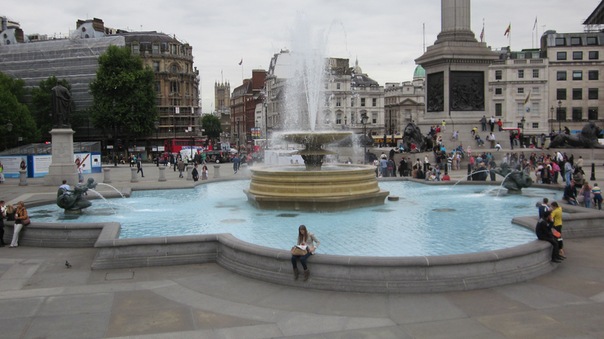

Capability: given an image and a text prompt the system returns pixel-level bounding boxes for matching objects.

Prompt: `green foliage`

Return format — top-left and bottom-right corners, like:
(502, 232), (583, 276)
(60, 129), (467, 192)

(30, 76), (72, 139)
(0, 72), (40, 149)
(201, 114), (222, 139)
(89, 45), (157, 139)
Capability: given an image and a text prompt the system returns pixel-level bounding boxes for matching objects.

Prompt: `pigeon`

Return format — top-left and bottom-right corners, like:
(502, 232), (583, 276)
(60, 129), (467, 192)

(65, 260), (72, 269)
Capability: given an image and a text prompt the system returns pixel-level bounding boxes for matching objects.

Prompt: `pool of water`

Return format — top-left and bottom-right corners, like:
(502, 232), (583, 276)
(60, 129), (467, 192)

(28, 181), (561, 257)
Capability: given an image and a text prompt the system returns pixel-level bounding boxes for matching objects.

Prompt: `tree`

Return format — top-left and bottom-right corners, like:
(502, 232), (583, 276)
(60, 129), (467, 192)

(201, 114), (222, 141)
(0, 72), (39, 150)
(89, 45), (157, 145)
(30, 76), (72, 140)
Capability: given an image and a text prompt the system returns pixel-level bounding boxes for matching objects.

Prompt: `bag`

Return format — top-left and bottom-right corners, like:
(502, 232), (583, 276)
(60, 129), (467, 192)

(552, 229), (561, 238)
(291, 246), (308, 256)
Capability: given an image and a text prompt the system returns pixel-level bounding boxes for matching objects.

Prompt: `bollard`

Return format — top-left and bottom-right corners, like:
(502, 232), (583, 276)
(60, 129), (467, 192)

(158, 166), (167, 182)
(591, 163), (596, 181)
(213, 165), (221, 178)
(130, 168), (138, 183)
(467, 163), (472, 181)
(186, 166), (193, 181)
(18, 170), (28, 186)
(103, 168), (112, 184)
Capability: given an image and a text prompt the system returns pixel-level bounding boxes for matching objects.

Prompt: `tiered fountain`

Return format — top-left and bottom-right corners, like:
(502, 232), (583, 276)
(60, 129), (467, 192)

(244, 14), (388, 211)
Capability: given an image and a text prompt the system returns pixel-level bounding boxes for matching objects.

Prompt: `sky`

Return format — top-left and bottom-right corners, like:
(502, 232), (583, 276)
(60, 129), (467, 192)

(3, 0), (597, 113)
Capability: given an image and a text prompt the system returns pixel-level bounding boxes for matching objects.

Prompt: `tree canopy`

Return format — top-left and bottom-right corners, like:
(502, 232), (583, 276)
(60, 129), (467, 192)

(201, 114), (222, 140)
(89, 45), (157, 141)
(0, 71), (39, 150)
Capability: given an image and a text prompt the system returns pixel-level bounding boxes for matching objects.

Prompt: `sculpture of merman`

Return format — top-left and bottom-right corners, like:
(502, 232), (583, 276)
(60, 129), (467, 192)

(57, 178), (97, 212)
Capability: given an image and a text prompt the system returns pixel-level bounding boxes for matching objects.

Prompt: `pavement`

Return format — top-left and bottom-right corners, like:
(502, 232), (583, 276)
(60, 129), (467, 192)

(0, 157), (604, 338)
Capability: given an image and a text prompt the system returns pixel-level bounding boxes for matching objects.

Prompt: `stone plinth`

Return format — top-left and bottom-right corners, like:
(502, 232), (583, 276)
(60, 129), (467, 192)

(44, 128), (77, 186)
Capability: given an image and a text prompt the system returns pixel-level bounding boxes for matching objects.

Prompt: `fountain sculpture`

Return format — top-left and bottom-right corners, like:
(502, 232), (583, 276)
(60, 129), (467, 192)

(244, 15), (388, 211)
(57, 178), (98, 213)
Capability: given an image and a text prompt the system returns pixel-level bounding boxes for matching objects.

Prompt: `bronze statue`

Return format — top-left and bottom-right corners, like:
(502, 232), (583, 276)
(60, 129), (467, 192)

(493, 163), (533, 192)
(549, 122), (603, 149)
(57, 178), (97, 212)
(401, 123), (431, 152)
(51, 84), (71, 128)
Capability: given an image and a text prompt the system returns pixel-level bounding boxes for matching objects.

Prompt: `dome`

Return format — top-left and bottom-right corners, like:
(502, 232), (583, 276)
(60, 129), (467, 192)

(413, 65), (426, 79)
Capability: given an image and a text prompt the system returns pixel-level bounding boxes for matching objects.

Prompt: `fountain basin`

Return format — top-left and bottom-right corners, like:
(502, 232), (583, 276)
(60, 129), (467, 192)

(244, 164), (389, 211)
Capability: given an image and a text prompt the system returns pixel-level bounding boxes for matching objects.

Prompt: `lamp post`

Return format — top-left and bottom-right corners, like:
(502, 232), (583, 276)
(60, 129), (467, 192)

(520, 116), (526, 147)
(361, 113), (369, 164)
(154, 120), (159, 166)
(264, 102), (268, 150)
(550, 106), (554, 134)
(557, 100), (562, 133)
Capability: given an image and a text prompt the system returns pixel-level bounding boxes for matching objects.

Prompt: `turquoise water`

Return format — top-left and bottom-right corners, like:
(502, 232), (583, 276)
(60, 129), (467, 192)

(28, 181), (561, 257)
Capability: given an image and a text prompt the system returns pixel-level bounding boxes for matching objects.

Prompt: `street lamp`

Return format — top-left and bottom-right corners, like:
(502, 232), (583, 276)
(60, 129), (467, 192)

(550, 106), (554, 134)
(361, 113), (369, 164)
(154, 120), (159, 166)
(557, 100), (562, 132)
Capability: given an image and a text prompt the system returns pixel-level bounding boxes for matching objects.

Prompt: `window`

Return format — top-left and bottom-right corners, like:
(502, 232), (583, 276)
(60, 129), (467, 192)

(588, 107), (598, 120)
(516, 103), (524, 115)
(154, 81), (161, 94)
(517, 87), (524, 94)
(372, 98), (377, 107)
(361, 98), (366, 107)
(573, 51), (583, 60)
(572, 71), (583, 80)
(555, 37), (566, 46)
(336, 114), (342, 124)
(570, 37), (582, 46)
(572, 107), (583, 121)
(588, 88), (598, 100)
(495, 88), (502, 95)
(170, 81), (180, 94)
(572, 88), (582, 100)
(153, 61), (160, 72)
(557, 71), (567, 81)
(132, 43), (140, 54)
(336, 83), (341, 90)
(588, 70), (599, 80)
(350, 97), (355, 107)
(495, 103), (502, 116)
(336, 97), (341, 107)
(152, 44), (159, 54)
(587, 36), (598, 45)
(589, 51), (599, 60)
(532, 123), (539, 129)
(518, 69), (524, 78)
(557, 52), (567, 60)
(557, 107), (567, 121)
(171, 64), (180, 73)
(557, 88), (567, 100)
(532, 69), (539, 78)
(495, 70), (502, 80)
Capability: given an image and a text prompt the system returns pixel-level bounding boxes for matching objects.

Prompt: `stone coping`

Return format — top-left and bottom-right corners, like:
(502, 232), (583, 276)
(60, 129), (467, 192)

(5, 178), (604, 293)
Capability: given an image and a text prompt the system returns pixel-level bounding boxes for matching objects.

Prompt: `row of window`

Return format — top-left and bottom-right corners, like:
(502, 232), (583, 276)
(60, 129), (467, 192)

(557, 70), (599, 81)
(495, 69), (541, 80)
(555, 36), (599, 47)
(493, 103), (599, 121)
(333, 97), (378, 107)
(557, 51), (599, 61)
(557, 88), (599, 100)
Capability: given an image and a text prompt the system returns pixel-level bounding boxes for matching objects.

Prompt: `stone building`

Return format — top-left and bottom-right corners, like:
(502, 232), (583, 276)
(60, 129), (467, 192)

(384, 66), (426, 137)
(230, 70), (266, 151)
(214, 82), (232, 144)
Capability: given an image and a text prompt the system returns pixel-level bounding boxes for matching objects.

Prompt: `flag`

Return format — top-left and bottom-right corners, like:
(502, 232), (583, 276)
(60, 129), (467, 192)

(480, 27), (484, 42)
(532, 17), (538, 30)
(524, 91), (531, 105)
(504, 23), (511, 36)
(238, 58), (243, 65)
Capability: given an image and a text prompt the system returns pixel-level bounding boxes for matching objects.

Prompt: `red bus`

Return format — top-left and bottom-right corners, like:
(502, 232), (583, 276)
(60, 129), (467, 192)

(164, 138), (207, 154)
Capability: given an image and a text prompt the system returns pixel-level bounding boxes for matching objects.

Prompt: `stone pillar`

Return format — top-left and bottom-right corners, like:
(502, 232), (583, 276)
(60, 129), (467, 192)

(18, 170), (28, 186)
(186, 166), (193, 181)
(103, 168), (112, 184)
(158, 167), (167, 182)
(44, 128), (78, 186)
(130, 168), (138, 183)
(213, 165), (221, 179)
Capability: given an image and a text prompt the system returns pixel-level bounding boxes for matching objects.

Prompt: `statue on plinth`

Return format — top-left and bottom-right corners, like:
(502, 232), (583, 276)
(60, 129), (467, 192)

(51, 84), (71, 128)
(549, 122), (603, 149)
(57, 178), (97, 212)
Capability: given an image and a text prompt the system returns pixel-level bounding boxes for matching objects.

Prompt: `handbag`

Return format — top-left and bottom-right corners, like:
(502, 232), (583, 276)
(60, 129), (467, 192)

(291, 246), (308, 256)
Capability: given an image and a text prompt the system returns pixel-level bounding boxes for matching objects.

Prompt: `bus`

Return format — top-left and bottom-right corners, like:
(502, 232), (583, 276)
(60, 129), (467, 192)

(164, 138), (207, 154)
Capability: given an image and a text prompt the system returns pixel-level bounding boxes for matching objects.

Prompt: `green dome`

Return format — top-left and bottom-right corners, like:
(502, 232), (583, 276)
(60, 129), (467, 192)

(413, 65), (426, 79)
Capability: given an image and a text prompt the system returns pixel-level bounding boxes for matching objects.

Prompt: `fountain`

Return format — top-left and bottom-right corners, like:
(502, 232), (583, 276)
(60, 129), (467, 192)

(56, 177), (98, 213)
(244, 14), (388, 211)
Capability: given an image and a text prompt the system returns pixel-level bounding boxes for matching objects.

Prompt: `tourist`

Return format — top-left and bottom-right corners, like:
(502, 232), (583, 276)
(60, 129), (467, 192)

(177, 158), (185, 178)
(10, 201), (29, 248)
(564, 160), (573, 185)
(0, 161), (4, 183)
(535, 210), (563, 263)
(537, 197), (550, 219)
(233, 153), (241, 174)
(563, 180), (578, 205)
(592, 183), (602, 210)
(480, 115), (487, 132)
(192, 164), (199, 182)
(290, 225), (320, 281)
(379, 154), (388, 177)
(578, 182), (592, 209)
(136, 157), (144, 177)
(201, 164), (209, 180)
(0, 200), (6, 247)
(550, 201), (566, 258)
(59, 180), (71, 191)
(441, 173), (450, 181)
(78, 164), (85, 183)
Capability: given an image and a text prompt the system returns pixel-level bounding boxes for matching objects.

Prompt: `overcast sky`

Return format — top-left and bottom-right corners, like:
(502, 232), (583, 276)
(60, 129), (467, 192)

(4, 0), (597, 113)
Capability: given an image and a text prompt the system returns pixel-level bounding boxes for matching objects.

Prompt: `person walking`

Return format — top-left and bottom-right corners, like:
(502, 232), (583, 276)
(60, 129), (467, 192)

(592, 183), (603, 210)
(136, 157), (144, 177)
(290, 225), (320, 281)
(10, 201), (29, 248)
(232, 154), (241, 174)
(0, 200), (6, 247)
(191, 164), (199, 182)
(177, 158), (185, 178)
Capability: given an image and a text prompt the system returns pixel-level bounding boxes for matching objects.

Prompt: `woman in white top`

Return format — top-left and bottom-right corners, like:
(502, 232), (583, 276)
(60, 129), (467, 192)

(290, 225), (320, 281)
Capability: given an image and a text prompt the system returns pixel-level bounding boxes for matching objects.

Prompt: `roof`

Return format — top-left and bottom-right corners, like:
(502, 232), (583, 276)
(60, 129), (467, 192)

(584, 0), (604, 25)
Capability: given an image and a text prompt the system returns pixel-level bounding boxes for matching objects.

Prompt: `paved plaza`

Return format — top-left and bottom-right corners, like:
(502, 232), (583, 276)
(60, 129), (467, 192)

(0, 157), (603, 338)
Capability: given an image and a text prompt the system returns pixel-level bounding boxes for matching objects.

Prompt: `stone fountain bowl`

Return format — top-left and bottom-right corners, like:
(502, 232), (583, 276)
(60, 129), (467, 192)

(278, 131), (353, 149)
